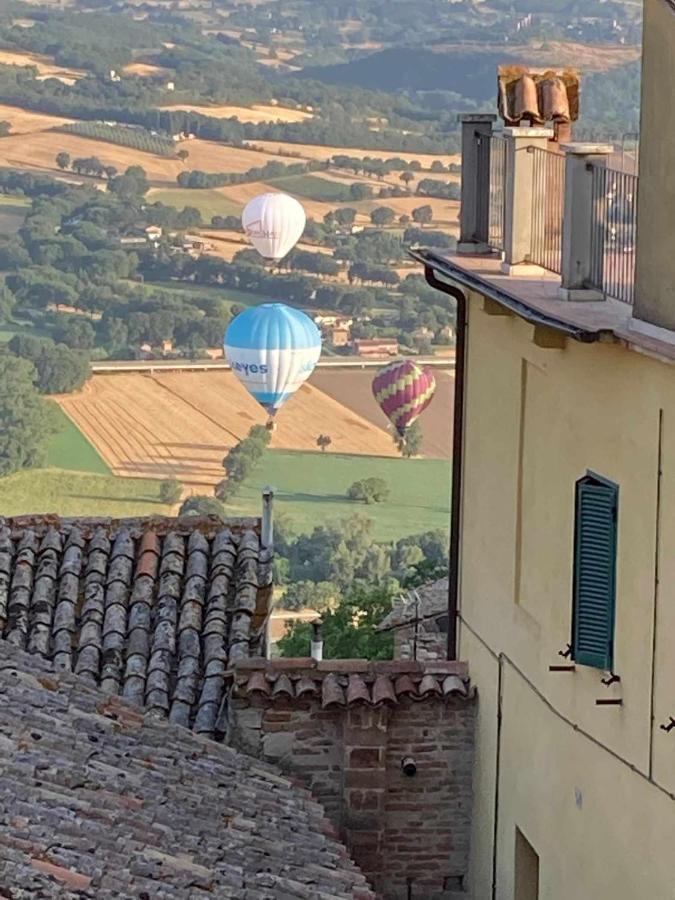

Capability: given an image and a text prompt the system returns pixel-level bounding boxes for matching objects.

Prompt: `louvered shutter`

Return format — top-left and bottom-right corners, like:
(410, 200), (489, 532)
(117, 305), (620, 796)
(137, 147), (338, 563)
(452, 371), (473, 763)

(572, 476), (618, 670)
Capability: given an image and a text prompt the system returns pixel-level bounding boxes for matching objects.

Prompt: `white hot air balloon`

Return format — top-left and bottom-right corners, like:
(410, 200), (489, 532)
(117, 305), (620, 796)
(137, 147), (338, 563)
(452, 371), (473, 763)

(242, 192), (306, 261)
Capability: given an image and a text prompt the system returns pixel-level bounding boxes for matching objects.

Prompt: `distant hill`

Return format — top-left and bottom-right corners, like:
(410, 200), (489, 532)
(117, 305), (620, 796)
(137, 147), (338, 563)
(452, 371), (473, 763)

(298, 48), (519, 102)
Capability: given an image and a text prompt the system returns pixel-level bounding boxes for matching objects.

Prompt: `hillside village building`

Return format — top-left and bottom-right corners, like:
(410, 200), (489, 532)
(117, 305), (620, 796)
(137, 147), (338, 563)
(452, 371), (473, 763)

(416, 1), (675, 896)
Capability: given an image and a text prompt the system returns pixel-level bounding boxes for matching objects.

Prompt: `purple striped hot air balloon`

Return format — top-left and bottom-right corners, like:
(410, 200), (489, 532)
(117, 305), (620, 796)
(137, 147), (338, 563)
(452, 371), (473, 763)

(371, 359), (436, 437)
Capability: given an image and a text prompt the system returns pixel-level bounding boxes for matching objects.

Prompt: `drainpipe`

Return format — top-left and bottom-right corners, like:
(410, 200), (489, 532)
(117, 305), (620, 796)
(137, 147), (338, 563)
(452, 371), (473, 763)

(423, 266), (467, 662)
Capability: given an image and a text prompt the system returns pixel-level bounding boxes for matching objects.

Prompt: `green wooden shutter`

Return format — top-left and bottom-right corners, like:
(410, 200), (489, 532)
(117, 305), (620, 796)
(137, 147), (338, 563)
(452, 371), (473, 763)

(572, 475), (618, 670)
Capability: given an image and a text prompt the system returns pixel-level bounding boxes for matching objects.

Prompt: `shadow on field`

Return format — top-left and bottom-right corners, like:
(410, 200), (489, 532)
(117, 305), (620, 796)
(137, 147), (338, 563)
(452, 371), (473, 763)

(68, 493), (165, 505)
(276, 492), (347, 504)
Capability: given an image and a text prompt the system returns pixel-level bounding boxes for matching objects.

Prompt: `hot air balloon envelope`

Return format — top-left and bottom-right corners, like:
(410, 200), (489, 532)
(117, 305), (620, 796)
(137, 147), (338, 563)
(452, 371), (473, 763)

(224, 303), (321, 415)
(242, 192), (306, 260)
(372, 359), (436, 436)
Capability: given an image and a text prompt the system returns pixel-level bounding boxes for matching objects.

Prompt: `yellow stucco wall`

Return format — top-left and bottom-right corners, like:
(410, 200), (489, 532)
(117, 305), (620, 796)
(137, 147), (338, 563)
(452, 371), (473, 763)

(634, 0), (675, 328)
(460, 294), (675, 899)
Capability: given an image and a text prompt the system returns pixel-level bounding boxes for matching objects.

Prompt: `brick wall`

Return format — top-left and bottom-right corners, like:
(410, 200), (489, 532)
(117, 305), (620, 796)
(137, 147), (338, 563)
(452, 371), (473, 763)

(227, 659), (475, 899)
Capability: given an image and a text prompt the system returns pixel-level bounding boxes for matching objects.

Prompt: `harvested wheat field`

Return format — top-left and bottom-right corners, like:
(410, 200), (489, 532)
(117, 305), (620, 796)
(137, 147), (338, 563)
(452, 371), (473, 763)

(56, 371), (397, 485)
(201, 229), (332, 261)
(311, 368), (454, 460)
(123, 62), (172, 78)
(0, 50), (84, 83)
(0, 103), (74, 134)
(0, 131), (288, 183)
(247, 140), (461, 169)
(161, 103), (312, 123)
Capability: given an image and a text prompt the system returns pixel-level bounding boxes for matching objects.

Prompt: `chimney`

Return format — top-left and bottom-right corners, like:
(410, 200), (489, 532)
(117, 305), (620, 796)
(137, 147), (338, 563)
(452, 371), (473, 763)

(311, 620), (323, 661)
(261, 487), (274, 555)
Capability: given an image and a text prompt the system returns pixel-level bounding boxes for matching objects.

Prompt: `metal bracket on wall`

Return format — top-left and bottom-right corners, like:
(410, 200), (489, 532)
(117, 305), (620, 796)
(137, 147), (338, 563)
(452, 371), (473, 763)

(558, 644), (572, 659)
(601, 673), (621, 687)
(595, 698), (623, 707)
(549, 665), (575, 673)
(659, 717), (675, 734)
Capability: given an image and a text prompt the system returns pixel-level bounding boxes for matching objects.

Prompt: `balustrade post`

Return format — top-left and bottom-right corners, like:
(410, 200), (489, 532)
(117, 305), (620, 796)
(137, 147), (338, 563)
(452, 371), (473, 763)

(458, 114), (497, 254)
(559, 143), (614, 300)
(500, 128), (554, 274)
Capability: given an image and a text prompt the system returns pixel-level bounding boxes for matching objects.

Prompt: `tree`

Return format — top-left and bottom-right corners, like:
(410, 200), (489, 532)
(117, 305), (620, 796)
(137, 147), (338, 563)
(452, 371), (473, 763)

(370, 206), (396, 227)
(160, 479), (182, 505)
(280, 580), (340, 612)
(56, 152), (71, 171)
(412, 205), (434, 227)
(349, 183), (373, 201)
(179, 495), (225, 517)
(177, 149), (189, 162)
(400, 171), (415, 190)
(399, 214), (411, 226)
(395, 421), (423, 458)
(104, 166), (118, 181)
(53, 318), (96, 350)
(316, 434), (332, 453)
(10, 337), (91, 394)
(278, 586), (394, 660)
(0, 355), (56, 476)
(335, 207), (357, 229)
(347, 477), (390, 504)
(0, 121), (10, 137)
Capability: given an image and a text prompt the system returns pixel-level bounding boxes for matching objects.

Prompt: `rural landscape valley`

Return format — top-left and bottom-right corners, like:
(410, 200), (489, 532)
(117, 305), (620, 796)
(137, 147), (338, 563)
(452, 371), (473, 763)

(0, 0), (641, 616)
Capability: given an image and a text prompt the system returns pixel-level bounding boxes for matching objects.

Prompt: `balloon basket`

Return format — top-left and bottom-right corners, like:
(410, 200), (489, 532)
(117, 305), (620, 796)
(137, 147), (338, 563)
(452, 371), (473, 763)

(266, 419), (277, 433)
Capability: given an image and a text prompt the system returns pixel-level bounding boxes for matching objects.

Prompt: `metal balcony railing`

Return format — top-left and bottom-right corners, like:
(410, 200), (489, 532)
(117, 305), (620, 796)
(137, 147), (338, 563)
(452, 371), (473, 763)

(588, 164), (638, 305)
(488, 135), (507, 252)
(529, 147), (566, 274)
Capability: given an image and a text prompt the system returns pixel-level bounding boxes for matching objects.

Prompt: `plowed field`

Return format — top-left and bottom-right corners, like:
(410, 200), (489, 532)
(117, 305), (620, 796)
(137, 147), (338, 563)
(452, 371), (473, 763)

(56, 370), (399, 486)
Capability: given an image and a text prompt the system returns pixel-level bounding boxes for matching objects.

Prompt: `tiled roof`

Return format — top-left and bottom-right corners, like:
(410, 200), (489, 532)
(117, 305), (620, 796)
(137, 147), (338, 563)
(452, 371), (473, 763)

(0, 514), (272, 738)
(0, 643), (375, 899)
(498, 65), (580, 126)
(233, 658), (473, 707)
(377, 577), (449, 631)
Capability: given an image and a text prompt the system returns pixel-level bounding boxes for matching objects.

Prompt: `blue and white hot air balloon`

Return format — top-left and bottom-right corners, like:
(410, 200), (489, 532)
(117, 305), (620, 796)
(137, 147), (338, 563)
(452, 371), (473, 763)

(224, 303), (322, 421)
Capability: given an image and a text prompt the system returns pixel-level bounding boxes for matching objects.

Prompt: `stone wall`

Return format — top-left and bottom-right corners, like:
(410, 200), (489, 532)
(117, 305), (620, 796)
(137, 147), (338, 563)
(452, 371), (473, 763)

(227, 658), (475, 899)
(393, 615), (449, 661)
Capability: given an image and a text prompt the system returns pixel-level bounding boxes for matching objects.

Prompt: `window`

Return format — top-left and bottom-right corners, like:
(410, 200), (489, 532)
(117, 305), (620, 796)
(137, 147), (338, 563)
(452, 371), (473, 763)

(514, 827), (539, 900)
(572, 473), (618, 670)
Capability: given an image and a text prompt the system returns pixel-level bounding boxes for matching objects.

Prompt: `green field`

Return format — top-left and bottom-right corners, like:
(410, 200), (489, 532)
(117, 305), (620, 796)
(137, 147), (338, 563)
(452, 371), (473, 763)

(45, 405), (111, 475)
(226, 450), (451, 541)
(0, 320), (52, 343)
(148, 188), (242, 220)
(149, 280), (267, 313)
(2, 412), (450, 540)
(0, 469), (170, 518)
(266, 174), (353, 202)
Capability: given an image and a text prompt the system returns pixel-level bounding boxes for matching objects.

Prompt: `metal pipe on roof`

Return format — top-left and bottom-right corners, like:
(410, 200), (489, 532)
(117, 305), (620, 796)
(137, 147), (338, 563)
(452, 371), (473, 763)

(261, 487), (274, 554)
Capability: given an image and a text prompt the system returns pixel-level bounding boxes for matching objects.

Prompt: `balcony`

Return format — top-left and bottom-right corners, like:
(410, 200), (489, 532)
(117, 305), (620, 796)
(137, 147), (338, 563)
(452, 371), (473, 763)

(463, 116), (638, 305)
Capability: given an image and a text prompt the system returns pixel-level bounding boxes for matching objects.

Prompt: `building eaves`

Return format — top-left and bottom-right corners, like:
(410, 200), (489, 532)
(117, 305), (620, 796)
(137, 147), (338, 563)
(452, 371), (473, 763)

(410, 248), (611, 342)
(414, 249), (675, 365)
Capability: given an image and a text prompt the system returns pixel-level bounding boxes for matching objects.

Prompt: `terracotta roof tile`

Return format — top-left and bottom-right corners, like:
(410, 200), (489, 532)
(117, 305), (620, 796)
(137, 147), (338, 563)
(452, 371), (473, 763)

(497, 65), (580, 127)
(394, 674), (417, 697)
(0, 643), (375, 899)
(347, 673), (371, 705)
(0, 514), (271, 739)
(372, 673), (398, 706)
(234, 659), (473, 709)
(322, 672), (347, 708)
